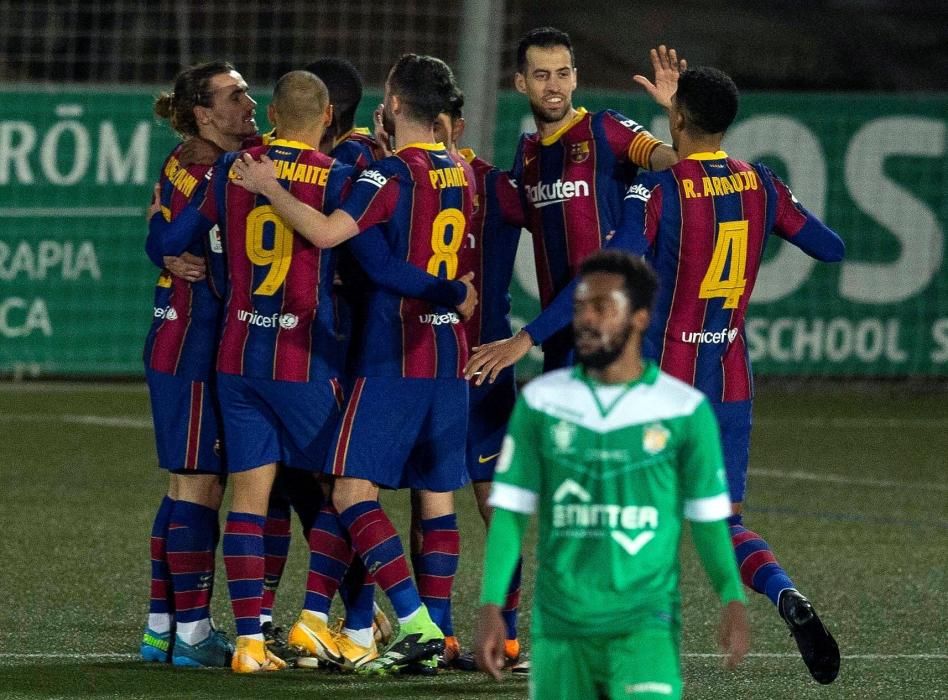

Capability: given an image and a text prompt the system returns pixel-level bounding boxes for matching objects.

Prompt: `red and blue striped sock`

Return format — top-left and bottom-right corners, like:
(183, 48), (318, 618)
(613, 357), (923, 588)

(502, 557), (523, 641)
(304, 505), (353, 615)
(729, 517), (795, 606)
(340, 556), (376, 632)
(148, 495), (175, 625)
(261, 496), (292, 621)
(166, 500), (218, 636)
(223, 511), (266, 637)
(340, 501), (421, 620)
(415, 514), (459, 634)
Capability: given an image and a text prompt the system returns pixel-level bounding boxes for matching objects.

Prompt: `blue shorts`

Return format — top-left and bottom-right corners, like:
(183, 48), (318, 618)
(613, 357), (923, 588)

(466, 368), (516, 482)
(711, 400), (752, 504)
(327, 376), (469, 492)
(146, 368), (223, 474)
(217, 372), (344, 473)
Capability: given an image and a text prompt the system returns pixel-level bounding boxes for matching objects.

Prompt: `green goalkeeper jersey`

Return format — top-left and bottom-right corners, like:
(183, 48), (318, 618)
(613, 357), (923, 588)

(488, 362), (733, 638)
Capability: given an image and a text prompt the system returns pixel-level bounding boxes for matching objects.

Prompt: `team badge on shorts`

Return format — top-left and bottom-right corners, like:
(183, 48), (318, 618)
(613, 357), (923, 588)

(642, 423), (670, 455)
(570, 141), (590, 163)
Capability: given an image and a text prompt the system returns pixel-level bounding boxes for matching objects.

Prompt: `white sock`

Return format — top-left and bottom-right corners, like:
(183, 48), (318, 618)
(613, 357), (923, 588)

(303, 610), (329, 623)
(260, 614), (273, 625)
(342, 626), (374, 647)
(148, 613), (172, 634)
(237, 633), (265, 642)
(176, 618), (212, 645)
(397, 606), (422, 625)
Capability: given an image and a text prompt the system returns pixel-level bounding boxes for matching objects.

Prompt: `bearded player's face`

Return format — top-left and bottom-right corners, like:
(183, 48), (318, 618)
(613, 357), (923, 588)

(573, 272), (636, 370)
(517, 45), (576, 125)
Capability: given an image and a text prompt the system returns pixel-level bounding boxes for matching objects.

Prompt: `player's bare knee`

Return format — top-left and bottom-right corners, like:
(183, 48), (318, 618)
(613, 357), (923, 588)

(332, 476), (377, 512)
(415, 489), (455, 520)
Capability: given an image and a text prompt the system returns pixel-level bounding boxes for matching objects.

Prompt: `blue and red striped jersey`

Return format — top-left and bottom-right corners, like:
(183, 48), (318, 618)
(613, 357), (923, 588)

(196, 138), (353, 382)
(512, 108), (661, 309)
(457, 149), (522, 348)
(521, 152), (845, 402)
(143, 142), (222, 379)
(339, 143), (476, 378)
(622, 152), (845, 401)
(332, 128), (387, 173)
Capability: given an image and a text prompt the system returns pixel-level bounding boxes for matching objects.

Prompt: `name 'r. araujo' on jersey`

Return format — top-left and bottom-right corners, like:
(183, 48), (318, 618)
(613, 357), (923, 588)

(489, 363), (732, 636)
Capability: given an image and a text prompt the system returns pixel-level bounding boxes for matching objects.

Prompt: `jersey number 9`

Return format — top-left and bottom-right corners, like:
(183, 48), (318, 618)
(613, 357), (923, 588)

(246, 205), (294, 295)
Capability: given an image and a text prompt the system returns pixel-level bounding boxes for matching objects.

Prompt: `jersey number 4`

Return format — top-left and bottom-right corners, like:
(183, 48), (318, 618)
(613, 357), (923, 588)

(699, 220), (748, 309)
(246, 205), (293, 295)
(426, 208), (466, 280)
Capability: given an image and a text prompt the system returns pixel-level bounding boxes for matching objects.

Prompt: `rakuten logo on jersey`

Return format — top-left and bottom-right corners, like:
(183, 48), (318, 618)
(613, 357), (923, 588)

(681, 328), (739, 344)
(418, 312), (459, 326)
(525, 179), (590, 208)
(153, 306), (178, 320)
(358, 169), (388, 188)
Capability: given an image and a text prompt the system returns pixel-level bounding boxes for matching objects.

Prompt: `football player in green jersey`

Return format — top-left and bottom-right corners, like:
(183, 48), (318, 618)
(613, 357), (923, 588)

(474, 250), (749, 699)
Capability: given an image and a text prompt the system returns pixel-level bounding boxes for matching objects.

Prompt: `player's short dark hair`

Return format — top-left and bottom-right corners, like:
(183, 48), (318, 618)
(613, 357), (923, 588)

(387, 54), (459, 125)
(579, 250), (658, 312)
(303, 57), (363, 132)
(271, 70), (329, 132)
(444, 86), (464, 121)
(516, 26), (574, 73)
(674, 67), (739, 135)
(154, 60), (236, 138)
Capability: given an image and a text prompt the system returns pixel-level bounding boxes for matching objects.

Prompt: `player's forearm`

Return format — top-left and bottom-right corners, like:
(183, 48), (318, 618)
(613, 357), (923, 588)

(691, 519), (747, 605)
(648, 143), (678, 171)
(791, 216), (846, 262)
(523, 278), (577, 346)
(146, 207), (208, 268)
(480, 507), (529, 607)
(258, 179), (357, 248)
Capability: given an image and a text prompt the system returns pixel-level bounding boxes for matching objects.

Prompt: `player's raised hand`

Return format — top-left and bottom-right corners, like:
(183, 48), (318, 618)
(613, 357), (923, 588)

(474, 604), (507, 681)
(464, 329), (533, 386)
(146, 182), (162, 220)
(163, 252), (206, 283)
(456, 271), (478, 321)
(633, 45), (688, 110)
(373, 104), (394, 157)
(718, 601), (750, 670)
(231, 153), (277, 194)
(180, 136), (224, 167)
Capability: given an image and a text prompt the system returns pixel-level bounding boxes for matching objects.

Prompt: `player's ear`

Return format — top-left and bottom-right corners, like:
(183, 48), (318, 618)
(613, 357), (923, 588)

(632, 307), (650, 334)
(324, 103), (334, 128)
(514, 72), (527, 94)
(390, 94), (401, 116)
(193, 104), (211, 126)
(453, 117), (466, 144)
(267, 103), (277, 129)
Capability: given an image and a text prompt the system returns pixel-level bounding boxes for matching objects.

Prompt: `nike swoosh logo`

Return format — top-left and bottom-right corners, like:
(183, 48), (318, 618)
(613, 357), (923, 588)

(523, 155), (536, 167)
(478, 452), (500, 464)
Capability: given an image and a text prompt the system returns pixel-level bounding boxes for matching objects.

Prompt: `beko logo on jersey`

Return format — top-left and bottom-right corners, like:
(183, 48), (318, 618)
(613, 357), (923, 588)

(682, 328), (739, 344)
(153, 306), (178, 320)
(624, 183), (651, 203)
(526, 179), (590, 208)
(236, 309), (300, 329)
(358, 169), (388, 188)
(418, 312), (460, 326)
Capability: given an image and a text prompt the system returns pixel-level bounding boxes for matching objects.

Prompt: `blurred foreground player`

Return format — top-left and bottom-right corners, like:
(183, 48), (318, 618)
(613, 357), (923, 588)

(140, 60), (257, 668)
(475, 250), (749, 699)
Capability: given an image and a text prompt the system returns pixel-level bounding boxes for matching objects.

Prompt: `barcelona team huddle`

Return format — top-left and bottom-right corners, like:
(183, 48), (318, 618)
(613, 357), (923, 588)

(141, 24), (842, 691)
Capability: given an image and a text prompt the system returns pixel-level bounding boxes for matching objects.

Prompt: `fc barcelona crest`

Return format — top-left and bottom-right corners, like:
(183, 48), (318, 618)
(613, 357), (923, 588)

(570, 141), (590, 163)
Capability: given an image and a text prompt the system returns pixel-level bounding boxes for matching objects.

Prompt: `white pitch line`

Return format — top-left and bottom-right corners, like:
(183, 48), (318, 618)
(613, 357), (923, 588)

(749, 468), (948, 492)
(0, 413), (152, 429)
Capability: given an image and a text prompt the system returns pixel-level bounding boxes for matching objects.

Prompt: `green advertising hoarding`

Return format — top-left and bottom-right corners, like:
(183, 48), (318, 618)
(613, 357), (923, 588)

(0, 87), (944, 377)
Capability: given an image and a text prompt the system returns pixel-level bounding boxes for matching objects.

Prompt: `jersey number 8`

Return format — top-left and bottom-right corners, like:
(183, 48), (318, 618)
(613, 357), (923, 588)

(426, 208), (466, 280)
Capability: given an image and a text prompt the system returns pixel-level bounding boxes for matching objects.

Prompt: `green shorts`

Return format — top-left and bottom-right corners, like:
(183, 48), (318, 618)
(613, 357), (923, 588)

(529, 627), (682, 700)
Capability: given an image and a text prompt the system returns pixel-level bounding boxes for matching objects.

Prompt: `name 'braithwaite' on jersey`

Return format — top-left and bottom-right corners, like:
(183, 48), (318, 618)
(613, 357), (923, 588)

(196, 139), (352, 382)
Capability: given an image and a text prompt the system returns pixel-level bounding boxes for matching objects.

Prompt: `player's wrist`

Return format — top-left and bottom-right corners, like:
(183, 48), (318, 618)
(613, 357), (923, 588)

(516, 328), (536, 346)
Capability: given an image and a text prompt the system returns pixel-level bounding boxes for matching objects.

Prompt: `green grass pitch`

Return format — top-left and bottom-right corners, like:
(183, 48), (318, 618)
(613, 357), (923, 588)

(0, 382), (945, 699)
